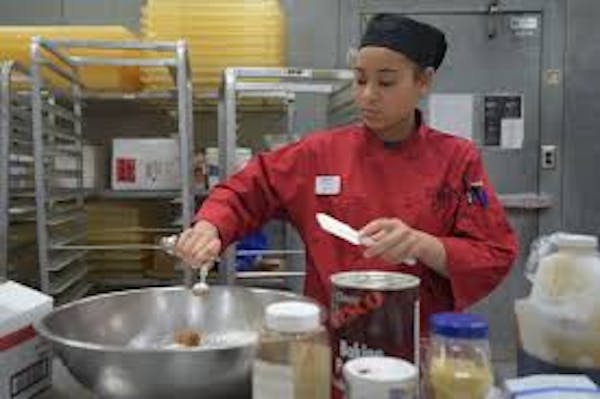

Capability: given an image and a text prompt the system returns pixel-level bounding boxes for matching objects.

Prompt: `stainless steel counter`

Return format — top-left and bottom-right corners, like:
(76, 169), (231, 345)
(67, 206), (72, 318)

(39, 357), (516, 398)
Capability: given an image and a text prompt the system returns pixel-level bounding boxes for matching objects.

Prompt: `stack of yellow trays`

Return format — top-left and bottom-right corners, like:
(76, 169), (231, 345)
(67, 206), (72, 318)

(141, 0), (286, 95)
(85, 200), (167, 277)
(0, 26), (141, 92)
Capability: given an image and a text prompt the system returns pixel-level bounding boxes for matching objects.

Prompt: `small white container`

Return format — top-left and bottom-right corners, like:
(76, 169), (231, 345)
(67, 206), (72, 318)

(343, 356), (418, 399)
(505, 374), (599, 398)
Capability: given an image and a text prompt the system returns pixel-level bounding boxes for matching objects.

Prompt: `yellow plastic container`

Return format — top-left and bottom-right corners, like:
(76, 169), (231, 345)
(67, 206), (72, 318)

(140, 0), (287, 94)
(0, 26), (141, 91)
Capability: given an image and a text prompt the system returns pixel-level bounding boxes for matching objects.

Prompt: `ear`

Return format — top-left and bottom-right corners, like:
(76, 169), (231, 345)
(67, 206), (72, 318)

(418, 67), (435, 96)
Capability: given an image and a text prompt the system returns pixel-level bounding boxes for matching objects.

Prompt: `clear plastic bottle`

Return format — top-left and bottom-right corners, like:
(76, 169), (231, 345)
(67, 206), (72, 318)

(253, 301), (331, 399)
(531, 233), (600, 305)
(426, 312), (494, 399)
(523, 233), (600, 368)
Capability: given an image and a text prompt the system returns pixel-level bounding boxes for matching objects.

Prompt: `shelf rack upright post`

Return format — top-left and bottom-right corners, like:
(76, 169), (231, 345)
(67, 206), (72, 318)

(1, 61), (37, 284)
(30, 38), (195, 302)
(217, 67), (353, 288)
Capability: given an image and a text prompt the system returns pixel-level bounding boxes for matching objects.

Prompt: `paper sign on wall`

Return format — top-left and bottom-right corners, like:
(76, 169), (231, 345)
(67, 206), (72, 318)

(428, 94), (474, 141)
(501, 119), (525, 149)
(484, 95), (524, 149)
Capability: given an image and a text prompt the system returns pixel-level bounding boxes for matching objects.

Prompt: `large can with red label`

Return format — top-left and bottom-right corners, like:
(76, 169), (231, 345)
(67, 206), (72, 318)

(330, 271), (420, 394)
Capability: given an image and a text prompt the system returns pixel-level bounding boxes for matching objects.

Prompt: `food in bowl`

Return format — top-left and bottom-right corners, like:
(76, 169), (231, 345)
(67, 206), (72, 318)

(174, 329), (203, 347)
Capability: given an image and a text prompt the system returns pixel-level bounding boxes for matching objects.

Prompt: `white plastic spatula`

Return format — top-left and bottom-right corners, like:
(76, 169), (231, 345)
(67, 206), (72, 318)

(316, 212), (362, 245)
(316, 212), (416, 266)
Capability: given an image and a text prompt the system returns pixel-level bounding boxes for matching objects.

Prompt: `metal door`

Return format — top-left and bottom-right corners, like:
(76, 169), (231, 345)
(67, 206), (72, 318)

(339, 0), (565, 370)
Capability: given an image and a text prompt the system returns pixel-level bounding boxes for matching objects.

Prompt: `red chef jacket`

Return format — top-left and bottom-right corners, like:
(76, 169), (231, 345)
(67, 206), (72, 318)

(197, 117), (518, 333)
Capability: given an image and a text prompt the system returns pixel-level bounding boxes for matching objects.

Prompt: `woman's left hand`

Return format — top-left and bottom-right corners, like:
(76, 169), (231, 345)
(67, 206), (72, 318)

(358, 218), (424, 264)
(358, 218), (447, 276)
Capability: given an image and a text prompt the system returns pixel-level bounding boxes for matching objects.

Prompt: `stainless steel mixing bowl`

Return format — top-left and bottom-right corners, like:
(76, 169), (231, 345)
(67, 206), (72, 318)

(34, 285), (317, 399)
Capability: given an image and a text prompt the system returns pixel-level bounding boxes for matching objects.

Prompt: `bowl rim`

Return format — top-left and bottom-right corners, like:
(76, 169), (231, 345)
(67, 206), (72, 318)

(33, 285), (315, 353)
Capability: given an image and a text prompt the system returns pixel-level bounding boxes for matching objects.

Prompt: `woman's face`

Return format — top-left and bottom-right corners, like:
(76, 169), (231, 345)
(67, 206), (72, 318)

(353, 46), (432, 137)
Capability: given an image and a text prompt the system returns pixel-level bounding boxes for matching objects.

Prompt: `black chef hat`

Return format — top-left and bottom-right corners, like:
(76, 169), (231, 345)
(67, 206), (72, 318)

(360, 14), (447, 70)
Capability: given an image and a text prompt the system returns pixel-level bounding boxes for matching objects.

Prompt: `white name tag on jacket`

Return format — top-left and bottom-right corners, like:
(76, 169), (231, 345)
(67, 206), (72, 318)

(315, 175), (341, 195)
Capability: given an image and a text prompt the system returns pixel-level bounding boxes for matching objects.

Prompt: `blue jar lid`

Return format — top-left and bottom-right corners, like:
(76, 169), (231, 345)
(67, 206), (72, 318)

(430, 312), (488, 339)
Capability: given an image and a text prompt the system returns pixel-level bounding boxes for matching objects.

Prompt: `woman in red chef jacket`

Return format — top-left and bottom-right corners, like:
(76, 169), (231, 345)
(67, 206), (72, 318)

(176, 14), (517, 341)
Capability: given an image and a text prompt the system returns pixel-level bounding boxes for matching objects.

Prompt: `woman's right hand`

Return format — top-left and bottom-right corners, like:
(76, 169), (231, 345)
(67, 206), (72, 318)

(175, 220), (222, 269)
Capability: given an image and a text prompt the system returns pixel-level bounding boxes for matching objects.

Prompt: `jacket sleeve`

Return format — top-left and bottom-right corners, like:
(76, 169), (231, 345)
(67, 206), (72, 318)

(438, 144), (518, 310)
(196, 140), (309, 248)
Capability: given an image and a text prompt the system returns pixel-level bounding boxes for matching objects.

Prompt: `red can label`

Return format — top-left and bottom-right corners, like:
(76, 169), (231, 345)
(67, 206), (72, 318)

(330, 271), (420, 393)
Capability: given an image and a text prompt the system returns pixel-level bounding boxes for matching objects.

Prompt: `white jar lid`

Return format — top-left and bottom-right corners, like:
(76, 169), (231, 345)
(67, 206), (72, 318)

(554, 233), (598, 249)
(265, 301), (320, 333)
(343, 356), (418, 384)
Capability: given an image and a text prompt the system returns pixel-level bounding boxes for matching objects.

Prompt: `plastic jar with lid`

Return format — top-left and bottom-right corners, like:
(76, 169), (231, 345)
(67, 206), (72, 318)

(524, 233), (600, 368)
(531, 233), (600, 305)
(252, 301), (331, 399)
(426, 312), (494, 399)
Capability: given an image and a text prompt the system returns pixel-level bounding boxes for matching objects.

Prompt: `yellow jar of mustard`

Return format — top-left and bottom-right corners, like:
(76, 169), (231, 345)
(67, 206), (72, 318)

(426, 313), (494, 399)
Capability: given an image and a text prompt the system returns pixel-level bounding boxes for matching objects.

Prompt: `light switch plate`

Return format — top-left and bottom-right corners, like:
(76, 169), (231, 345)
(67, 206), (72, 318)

(541, 145), (557, 169)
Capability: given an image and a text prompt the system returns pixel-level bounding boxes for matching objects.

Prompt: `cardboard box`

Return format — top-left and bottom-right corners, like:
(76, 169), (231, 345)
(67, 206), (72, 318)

(85, 200), (168, 228)
(111, 138), (180, 190)
(83, 145), (106, 190)
(0, 281), (53, 399)
(85, 201), (166, 274)
(256, 257), (286, 272)
(54, 145), (106, 190)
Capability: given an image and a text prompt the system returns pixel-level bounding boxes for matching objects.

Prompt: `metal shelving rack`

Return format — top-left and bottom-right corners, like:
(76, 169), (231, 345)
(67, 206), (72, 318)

(327, 77), (359, 127)
(218, 67), (353, 288)
(30, 38), (195, 301)
(1, 61), (37, 284)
